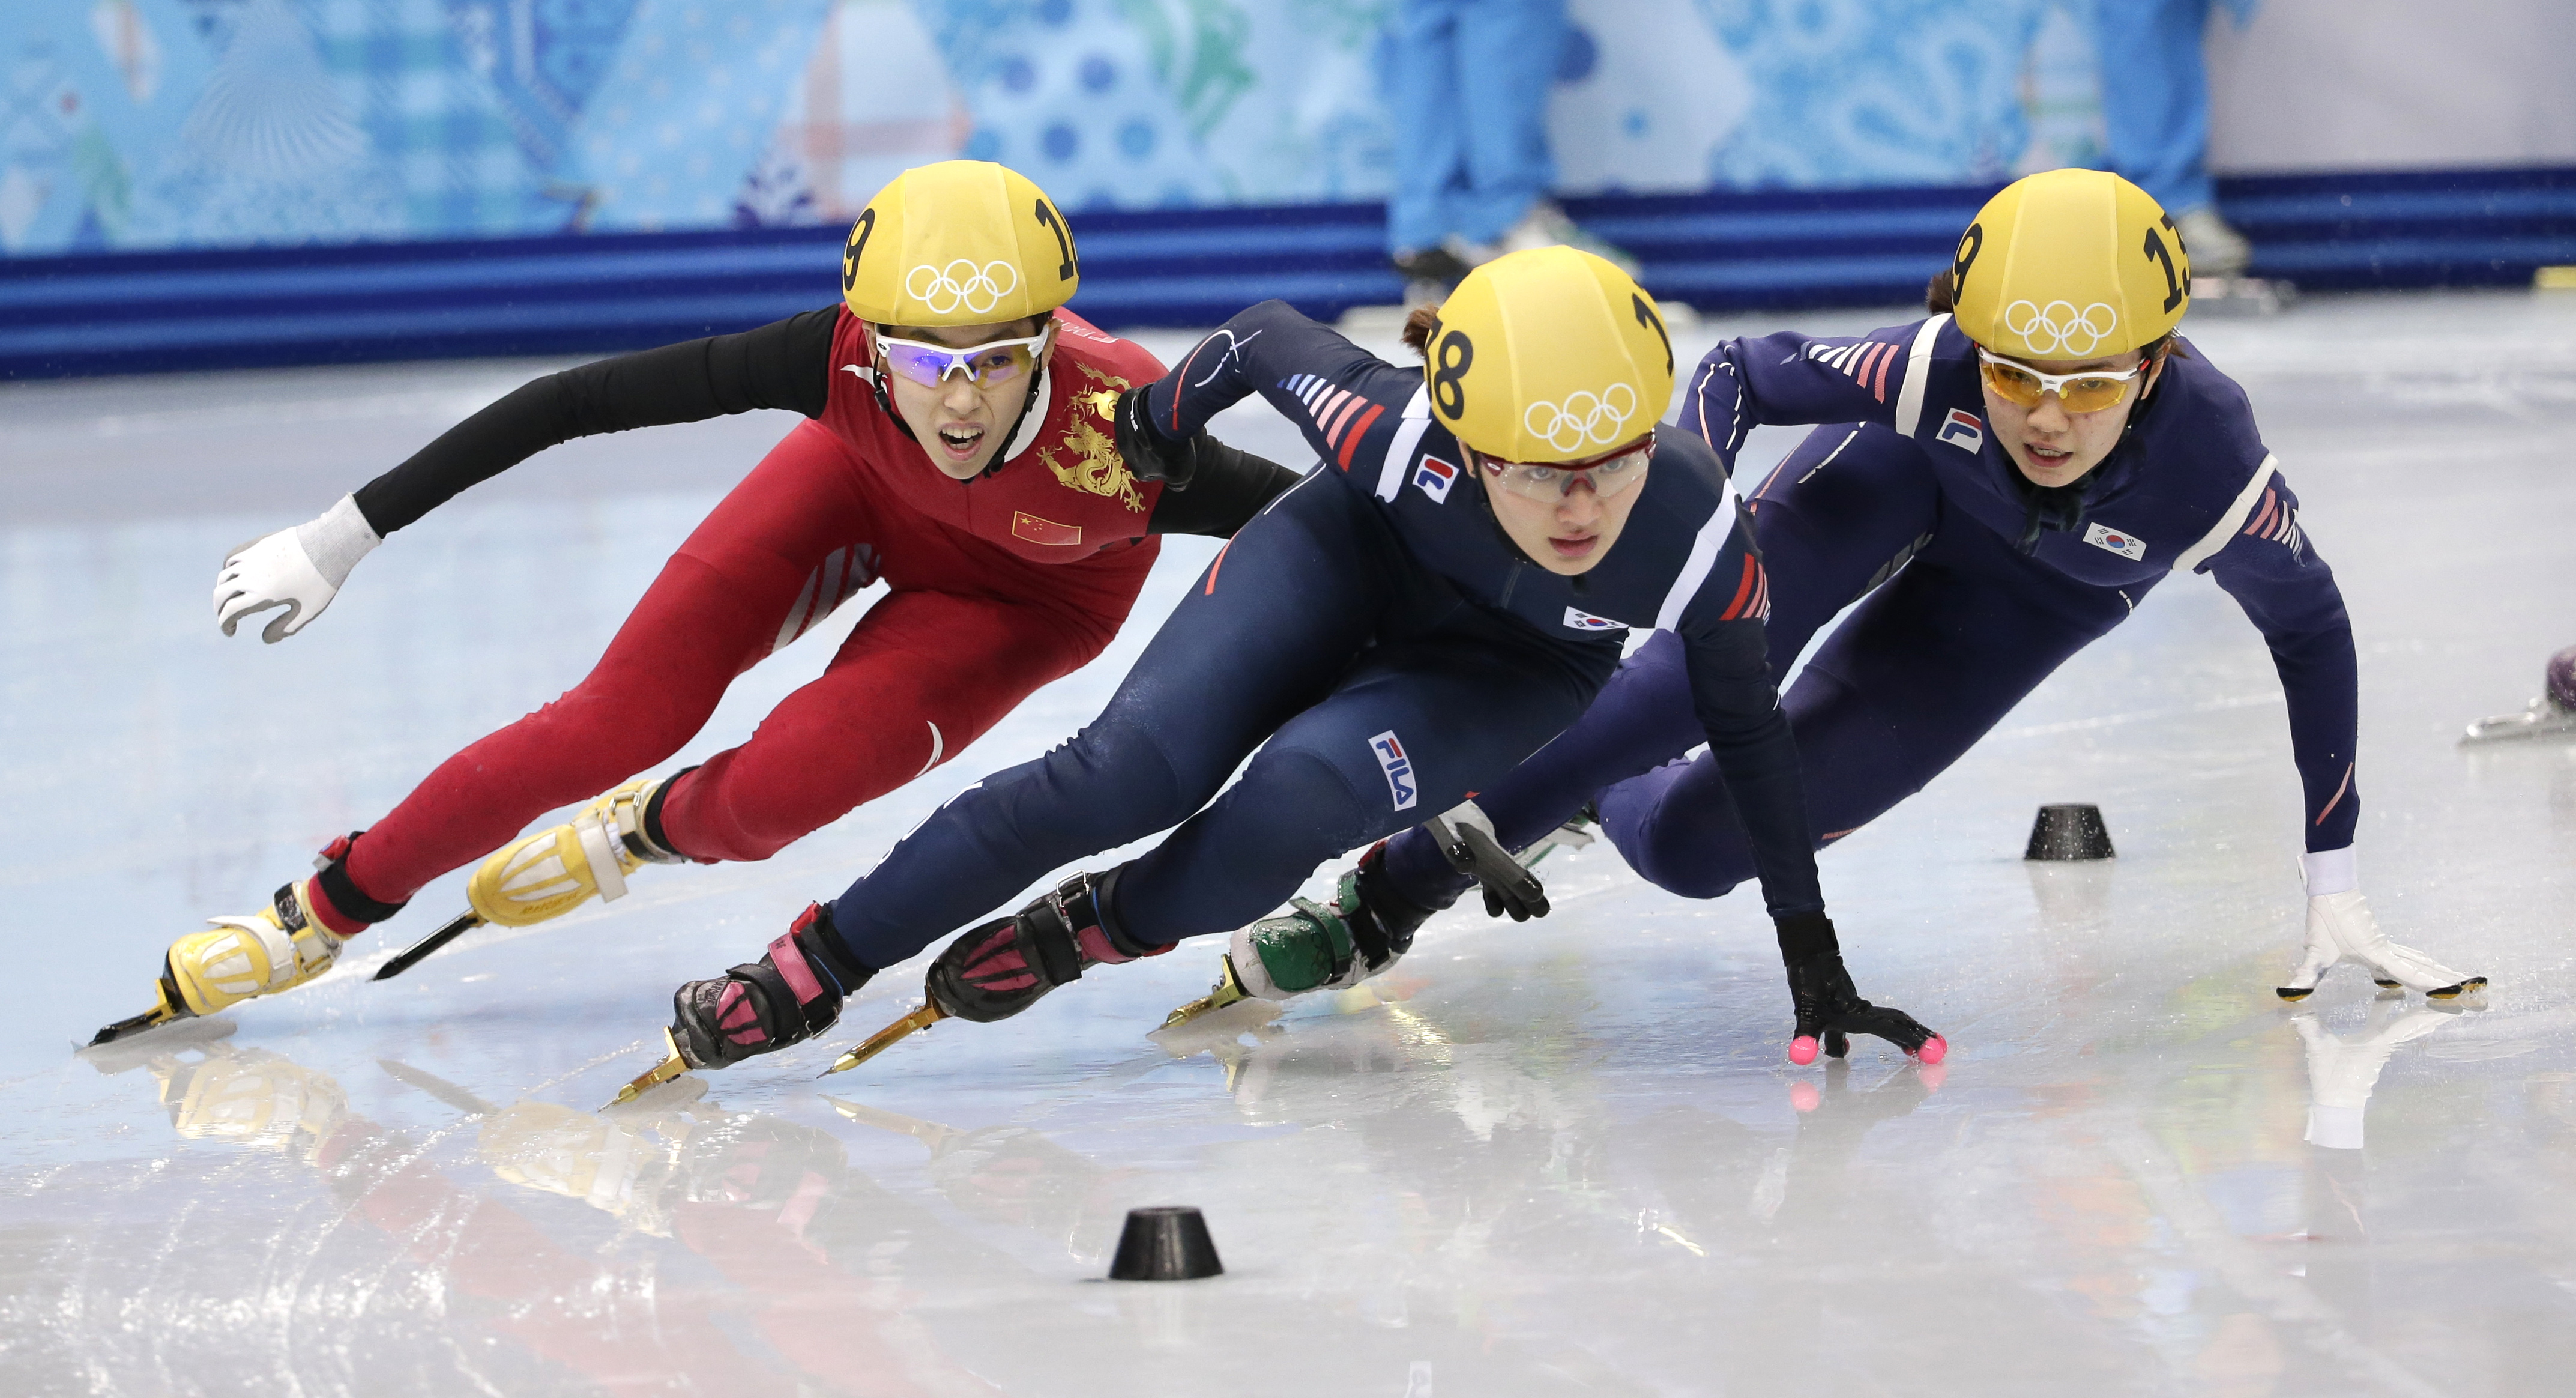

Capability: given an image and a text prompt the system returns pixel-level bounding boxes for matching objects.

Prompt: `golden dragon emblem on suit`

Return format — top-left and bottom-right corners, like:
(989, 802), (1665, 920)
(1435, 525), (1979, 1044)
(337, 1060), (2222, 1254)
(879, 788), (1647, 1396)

(1047, 363), (1146, 513)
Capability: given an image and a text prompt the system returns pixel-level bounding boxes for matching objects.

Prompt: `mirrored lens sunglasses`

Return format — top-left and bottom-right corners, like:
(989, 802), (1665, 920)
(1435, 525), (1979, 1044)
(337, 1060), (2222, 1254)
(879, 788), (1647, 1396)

(1472, 432), (1655, 503)
(876, 327), (1052, 389)
(1975, 347), (2149, 414)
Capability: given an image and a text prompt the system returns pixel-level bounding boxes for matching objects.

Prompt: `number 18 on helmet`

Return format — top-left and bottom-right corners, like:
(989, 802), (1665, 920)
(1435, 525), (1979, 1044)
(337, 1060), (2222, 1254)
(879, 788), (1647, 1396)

(1423, 246), (1677, 465)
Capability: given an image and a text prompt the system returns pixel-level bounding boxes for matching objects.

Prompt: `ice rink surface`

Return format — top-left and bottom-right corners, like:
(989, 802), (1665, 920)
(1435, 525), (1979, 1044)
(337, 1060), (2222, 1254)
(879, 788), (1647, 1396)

(4, 292), (2575, 1396)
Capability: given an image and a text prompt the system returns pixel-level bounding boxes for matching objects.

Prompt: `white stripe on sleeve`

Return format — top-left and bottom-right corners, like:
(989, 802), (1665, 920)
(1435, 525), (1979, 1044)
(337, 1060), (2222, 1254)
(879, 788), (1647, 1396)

(2171, 453), (2280, 573)
(1654, 474), (1743, 632)
(1890, 313), (1952, 439)
(1375, 385), (1433, 501)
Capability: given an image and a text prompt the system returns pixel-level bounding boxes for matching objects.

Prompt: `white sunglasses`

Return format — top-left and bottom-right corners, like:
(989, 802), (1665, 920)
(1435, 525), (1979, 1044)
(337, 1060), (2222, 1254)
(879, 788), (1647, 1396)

(876, 325), (1054, 388)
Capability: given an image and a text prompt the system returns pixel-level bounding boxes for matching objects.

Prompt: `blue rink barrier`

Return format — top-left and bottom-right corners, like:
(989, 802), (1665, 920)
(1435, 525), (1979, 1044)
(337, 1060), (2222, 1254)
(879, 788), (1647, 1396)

(4, 167), (2571, 379)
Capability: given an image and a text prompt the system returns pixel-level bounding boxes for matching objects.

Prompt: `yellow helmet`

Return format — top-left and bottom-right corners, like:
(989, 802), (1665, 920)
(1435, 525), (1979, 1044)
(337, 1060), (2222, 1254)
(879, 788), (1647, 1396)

(840, 160), (1081, 327)
(1425, 245), (1676, 463)
(1950, 168), (2188, 362)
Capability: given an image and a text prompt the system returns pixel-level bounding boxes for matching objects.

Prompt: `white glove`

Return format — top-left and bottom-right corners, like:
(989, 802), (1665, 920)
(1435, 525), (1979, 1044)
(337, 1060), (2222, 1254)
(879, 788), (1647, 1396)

(2293, 1005), (2457, 1149)
(2276, 849), (2483, 1000)
(213, 495), (380, 643)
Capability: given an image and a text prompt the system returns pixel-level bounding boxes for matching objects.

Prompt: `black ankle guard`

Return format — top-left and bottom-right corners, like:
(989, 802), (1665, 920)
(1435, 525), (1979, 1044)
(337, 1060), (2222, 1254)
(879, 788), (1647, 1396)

(1019, 869), (1166, 985)
(313, 832), (406, 924)
(1347, 842), (1434, 967)
(632, 766), (696, 864)
(792, 900), (876, 998)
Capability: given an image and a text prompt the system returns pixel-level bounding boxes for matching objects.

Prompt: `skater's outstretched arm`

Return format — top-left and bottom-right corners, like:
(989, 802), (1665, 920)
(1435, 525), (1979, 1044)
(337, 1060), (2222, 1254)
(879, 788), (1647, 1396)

(2193, 470), (2483, 998)
(1143, 300), (1420, 467)
(213, 307), (841, 642)
(354, 306), (842, 534)
(2194, 469), (2360, 852)
(1679, 316), (1953, 467)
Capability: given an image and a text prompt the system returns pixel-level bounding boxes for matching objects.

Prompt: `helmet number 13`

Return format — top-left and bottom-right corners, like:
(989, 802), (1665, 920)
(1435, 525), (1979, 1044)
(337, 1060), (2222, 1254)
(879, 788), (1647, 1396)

(1034, 200), (1076, 283)
(2142, 222), (2184, 313)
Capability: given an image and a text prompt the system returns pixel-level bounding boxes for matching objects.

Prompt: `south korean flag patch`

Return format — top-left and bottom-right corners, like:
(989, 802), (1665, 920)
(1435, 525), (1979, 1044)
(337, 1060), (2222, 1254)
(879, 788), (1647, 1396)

(2082, 522), (2147, 560)
(1562, 607), (1624, 633)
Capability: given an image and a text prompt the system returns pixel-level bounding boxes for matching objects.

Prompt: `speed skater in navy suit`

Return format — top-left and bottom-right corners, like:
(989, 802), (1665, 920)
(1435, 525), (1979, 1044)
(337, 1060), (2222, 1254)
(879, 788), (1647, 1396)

(653, 246), (1946, 1083)
(1354, 168), (2484, 1007)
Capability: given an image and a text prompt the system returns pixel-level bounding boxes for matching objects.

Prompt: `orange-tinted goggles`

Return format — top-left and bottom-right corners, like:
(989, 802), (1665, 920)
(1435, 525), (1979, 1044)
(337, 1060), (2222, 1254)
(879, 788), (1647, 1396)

(1976, 348), (2148, 414)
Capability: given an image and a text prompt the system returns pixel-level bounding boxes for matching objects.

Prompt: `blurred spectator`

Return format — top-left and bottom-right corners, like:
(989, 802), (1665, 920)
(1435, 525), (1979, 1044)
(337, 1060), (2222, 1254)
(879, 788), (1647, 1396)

(1381, 0), (1637, 303)
(2096, 0), (2257, 276)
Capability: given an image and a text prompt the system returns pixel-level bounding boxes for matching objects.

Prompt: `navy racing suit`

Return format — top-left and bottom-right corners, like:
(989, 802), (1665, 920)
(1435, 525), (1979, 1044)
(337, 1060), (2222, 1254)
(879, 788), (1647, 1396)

(819, 300), (1827, 971)
(1376, 312), (2360, 909)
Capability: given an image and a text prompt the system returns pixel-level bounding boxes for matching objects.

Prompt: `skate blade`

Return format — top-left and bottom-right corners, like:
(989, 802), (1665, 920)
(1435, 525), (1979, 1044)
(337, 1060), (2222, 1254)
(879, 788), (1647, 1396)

(372, 910), (488, 981)
(87, 979), (189, 1048)
(2425, 976), (2489, 1000)
(603, 1029), (691, 1109)
(821, 1000), (949, 1077)
(2460, 703), (2576, 744)
(1160, 955), (1252, 1030)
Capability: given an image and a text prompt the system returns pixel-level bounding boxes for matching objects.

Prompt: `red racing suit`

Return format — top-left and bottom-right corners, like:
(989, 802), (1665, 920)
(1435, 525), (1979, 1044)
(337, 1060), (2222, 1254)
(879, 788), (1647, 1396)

(331, 307), (1250, 915)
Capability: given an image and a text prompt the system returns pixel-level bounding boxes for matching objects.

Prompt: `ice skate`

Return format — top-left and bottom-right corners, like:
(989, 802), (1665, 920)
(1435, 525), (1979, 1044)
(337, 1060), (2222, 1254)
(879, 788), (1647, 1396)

(1163, 840), (1435, 1029)
(469, 775), (687, 928)
(918, 870), (1172, 1025)
(2276, 889), (2485, 1001)
(92, 880), (357, 1046)
(808, 870), (1172, 1081)
(618, 901), (876, 1104)
(2461, 698), (2576, 744)
(2460, 645), (2576, 744)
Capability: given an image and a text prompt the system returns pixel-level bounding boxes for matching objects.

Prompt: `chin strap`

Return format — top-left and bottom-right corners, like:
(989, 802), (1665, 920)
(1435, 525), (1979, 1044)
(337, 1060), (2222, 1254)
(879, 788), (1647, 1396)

(986, 362), (1055, 474)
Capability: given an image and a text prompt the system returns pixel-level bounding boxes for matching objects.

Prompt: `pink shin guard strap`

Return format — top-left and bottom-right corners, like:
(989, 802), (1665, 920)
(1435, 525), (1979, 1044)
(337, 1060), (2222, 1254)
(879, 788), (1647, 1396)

(767, 930), (828, 1006)
(1074, 924), (1135, 966)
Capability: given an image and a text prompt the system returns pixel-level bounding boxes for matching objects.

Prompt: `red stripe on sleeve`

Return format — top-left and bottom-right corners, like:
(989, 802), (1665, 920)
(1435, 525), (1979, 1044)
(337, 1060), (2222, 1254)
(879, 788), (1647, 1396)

(1335, 404), (1386, 470)
(2245, 489), (2278, 536)
(1324, 391), (1368, 446)
(1203, 541), (1231, 595)
(1869, 342), (1895, 401)
(1718, 554), (1760, 620)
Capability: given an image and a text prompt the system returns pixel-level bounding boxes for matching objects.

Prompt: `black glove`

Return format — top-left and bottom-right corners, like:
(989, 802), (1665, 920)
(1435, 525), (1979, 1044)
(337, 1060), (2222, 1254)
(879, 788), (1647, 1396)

(1114, 384), (1197, 488)
(1428, 812), (1549, 922)
(1775, 912), (1944, 1064)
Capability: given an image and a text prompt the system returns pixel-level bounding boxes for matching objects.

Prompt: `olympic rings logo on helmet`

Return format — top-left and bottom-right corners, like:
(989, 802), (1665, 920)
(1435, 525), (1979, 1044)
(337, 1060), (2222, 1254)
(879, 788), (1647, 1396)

(905, 259), (1022, 316)
(2000, 300), (2120, 357)
(1521, 383), (1639, 454)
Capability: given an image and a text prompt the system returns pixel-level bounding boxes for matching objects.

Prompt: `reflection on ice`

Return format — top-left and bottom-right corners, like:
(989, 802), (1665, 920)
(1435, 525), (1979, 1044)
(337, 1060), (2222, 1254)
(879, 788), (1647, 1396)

(2294, 1000), (2472, 1150)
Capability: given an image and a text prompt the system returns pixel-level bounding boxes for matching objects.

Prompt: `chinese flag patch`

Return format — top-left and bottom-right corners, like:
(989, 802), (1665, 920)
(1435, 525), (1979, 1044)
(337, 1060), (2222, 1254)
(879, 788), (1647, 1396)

(1012, 511), (1082, 546)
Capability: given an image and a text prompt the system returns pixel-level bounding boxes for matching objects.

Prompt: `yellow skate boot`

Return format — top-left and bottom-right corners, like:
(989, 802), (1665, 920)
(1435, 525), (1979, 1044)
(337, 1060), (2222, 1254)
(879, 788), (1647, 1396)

(165, 879), (357, 1017)
(466, 774), (689, 927)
